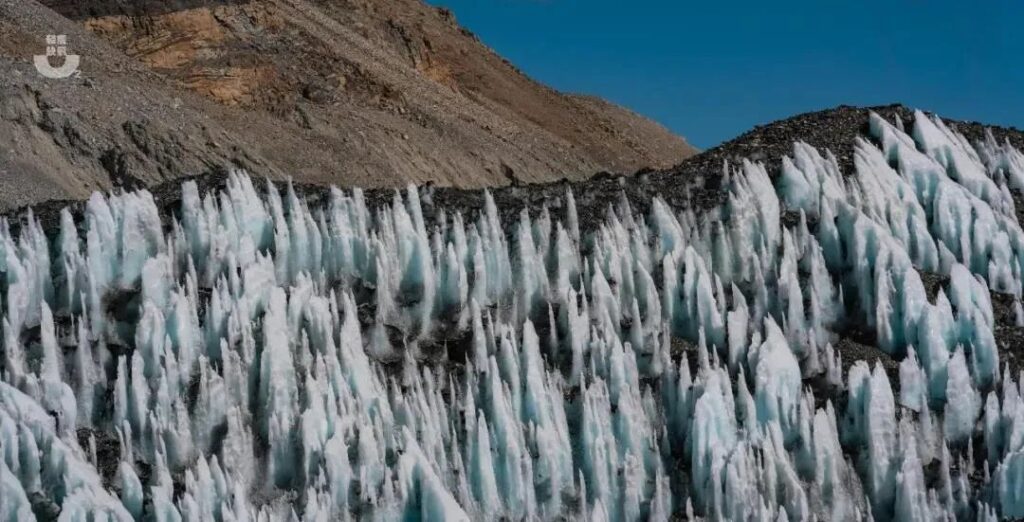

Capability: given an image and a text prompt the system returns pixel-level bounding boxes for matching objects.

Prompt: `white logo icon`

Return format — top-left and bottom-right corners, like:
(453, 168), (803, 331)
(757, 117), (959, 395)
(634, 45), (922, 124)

(34, 35), (80, 79)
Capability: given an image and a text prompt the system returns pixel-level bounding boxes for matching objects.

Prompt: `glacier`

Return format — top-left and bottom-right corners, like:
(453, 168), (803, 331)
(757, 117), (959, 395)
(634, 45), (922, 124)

(1, 110), (1024, 520)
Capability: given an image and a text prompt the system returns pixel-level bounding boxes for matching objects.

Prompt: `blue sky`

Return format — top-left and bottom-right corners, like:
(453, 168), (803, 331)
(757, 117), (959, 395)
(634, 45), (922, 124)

(427, 1), (1023, 149)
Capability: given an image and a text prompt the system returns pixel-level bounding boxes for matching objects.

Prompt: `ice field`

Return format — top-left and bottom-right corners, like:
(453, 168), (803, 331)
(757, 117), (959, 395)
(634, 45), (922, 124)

(2, 111), (1024, 520)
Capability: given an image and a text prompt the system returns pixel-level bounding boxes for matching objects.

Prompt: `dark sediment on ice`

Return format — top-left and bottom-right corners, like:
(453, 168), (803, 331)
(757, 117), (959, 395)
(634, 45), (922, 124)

(11, 104), (1024, 237)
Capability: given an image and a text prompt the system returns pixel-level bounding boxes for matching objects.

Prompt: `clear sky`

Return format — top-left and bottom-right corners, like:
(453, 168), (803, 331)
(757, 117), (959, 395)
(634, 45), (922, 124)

(427, 1), (1023, 150)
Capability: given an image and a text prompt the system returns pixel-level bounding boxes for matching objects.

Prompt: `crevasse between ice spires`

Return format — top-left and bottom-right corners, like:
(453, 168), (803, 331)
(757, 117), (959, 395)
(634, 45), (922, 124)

(2, 110), (1024, 520)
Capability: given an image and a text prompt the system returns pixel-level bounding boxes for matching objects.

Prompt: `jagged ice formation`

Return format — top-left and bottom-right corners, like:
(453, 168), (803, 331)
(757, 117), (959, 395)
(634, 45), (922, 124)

(2, 110), (1024, 520)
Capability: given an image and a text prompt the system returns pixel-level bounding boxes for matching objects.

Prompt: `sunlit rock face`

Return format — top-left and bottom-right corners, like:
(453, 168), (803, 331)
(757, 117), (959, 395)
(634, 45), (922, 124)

(2, 110), (1024, 521)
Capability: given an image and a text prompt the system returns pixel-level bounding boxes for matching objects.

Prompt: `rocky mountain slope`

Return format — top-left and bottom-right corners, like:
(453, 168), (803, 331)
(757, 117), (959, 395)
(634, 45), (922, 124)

(0, 0), (695, 211)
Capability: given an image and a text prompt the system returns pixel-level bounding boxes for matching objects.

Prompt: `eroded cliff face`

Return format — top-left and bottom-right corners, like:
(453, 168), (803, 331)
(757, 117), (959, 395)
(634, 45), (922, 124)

(0, 0), (694, 211)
